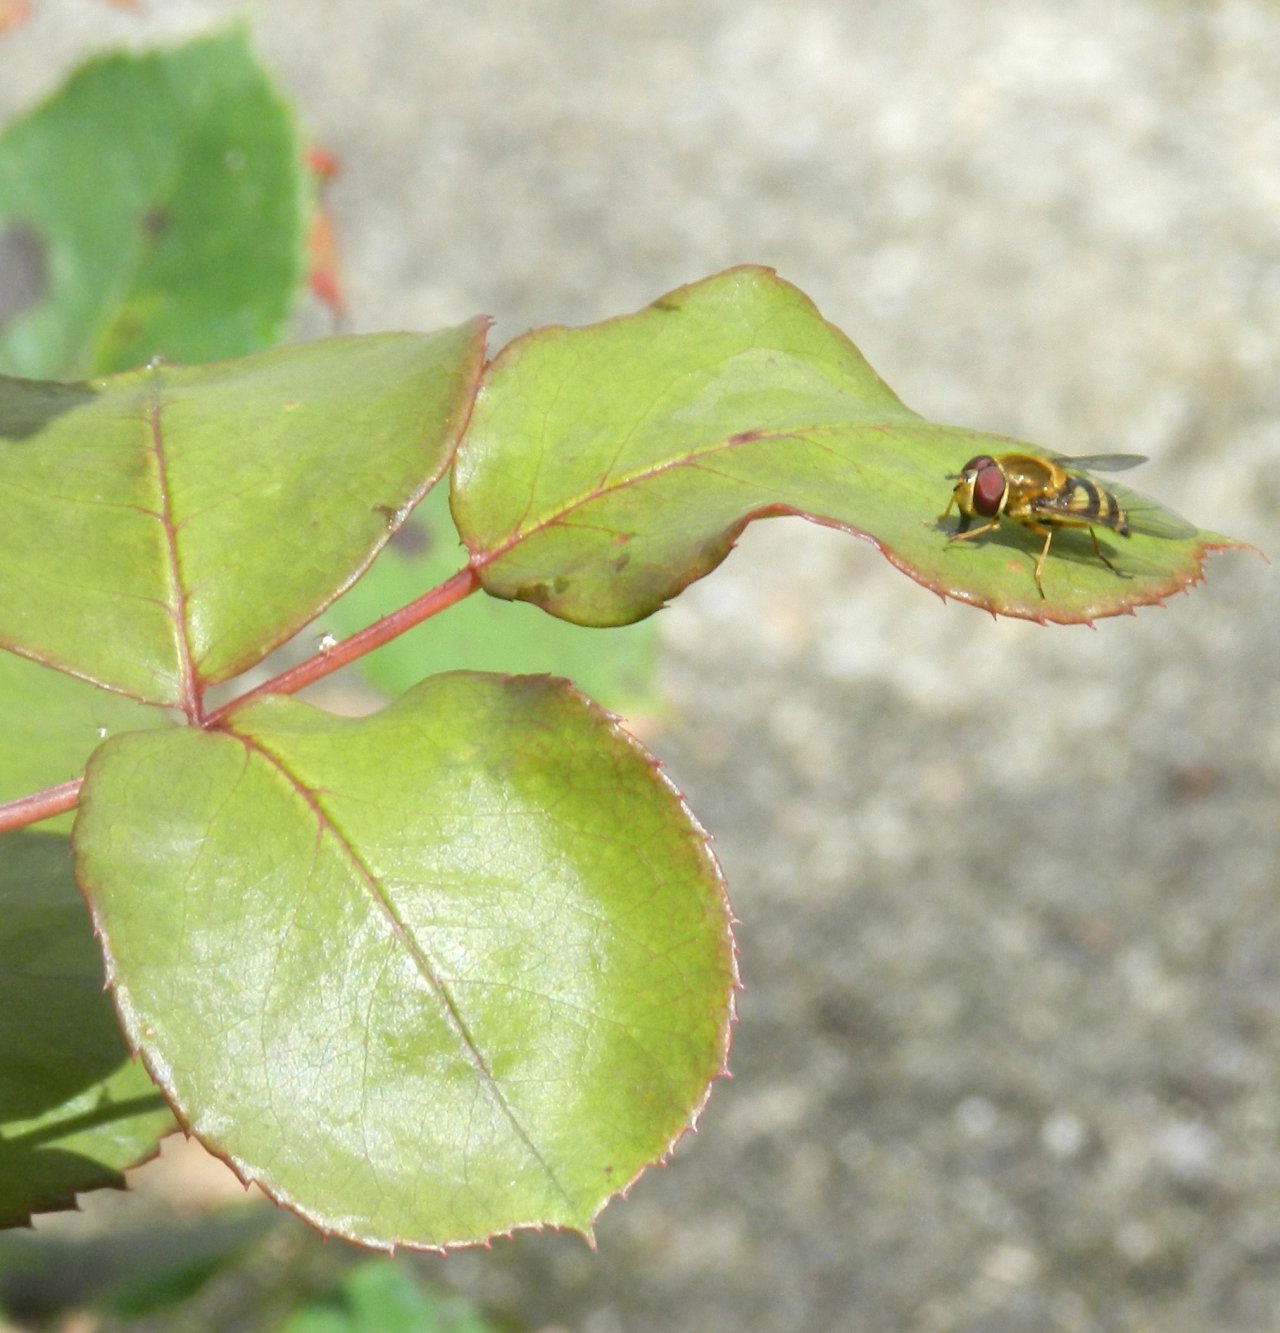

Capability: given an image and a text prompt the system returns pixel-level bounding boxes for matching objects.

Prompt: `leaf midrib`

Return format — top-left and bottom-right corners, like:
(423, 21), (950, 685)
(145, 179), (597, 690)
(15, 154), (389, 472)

(145, 371), (203, 721)
(474, 413), (928, 566)
(234, 726), (574, 1207)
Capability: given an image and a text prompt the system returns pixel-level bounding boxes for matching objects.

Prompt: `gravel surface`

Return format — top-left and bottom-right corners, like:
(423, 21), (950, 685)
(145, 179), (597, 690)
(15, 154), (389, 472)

(6, 3), (1279, 1330)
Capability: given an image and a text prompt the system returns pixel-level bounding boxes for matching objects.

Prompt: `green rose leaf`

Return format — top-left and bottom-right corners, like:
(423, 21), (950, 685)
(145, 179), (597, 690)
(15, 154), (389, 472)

(453, 266), (1247, 625)
(0, 833), (174, 1227)
(0, 27), (309, 379)
(0, 323), (485, 710)
(73, 673), (736, 1250)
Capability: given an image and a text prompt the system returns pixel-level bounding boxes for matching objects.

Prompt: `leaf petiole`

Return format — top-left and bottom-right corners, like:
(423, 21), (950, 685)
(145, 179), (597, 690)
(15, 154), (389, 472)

(204, 562), (481, 725)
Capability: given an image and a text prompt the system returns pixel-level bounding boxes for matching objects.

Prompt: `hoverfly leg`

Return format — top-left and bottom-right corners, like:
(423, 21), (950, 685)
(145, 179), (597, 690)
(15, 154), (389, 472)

(938, 494), (966, 528)
(1087, 528), (1130, 579)
(1027, 522), (1054, 599)
(946, 517), (996, 545)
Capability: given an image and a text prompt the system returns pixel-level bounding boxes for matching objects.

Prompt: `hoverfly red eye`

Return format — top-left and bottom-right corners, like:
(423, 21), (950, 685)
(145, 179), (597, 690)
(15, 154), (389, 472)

(971, 459), (1005, 517)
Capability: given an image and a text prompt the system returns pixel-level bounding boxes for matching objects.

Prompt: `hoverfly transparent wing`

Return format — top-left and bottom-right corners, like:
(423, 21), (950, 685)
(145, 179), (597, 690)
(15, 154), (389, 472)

(1046, 452), (1148, 472)
(1103, 480), (1198, 539)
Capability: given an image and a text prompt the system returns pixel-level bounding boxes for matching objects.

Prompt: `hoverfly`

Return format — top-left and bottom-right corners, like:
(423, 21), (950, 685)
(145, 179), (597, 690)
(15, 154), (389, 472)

(940, 452), (1194, 598)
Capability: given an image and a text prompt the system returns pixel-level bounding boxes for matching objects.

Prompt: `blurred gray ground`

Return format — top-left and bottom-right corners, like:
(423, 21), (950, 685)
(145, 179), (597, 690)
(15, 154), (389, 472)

(6, 2), (1280, 1330)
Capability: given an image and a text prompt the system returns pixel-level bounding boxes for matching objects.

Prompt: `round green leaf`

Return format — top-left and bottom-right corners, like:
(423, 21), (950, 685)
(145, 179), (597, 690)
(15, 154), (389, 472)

(73, 673), (736, 1250)
(454, 266), (1246, 625)
(0, 324), (485, 708)
(0, 28), (309, 379)
(0, 833), (174, 1227)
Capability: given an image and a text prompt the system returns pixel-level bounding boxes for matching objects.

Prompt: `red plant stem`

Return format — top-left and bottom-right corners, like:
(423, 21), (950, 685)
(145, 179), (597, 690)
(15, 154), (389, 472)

(0, 563), (483, 835)
(0, 777), (83, 835)
(204, 563), (482, 725)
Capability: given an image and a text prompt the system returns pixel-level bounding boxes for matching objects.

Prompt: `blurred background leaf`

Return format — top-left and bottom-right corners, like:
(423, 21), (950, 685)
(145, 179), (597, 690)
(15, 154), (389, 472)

(0, 833), (175, 1228)
(0, 1226), (503, 1333)
(281, 1259), (502, 1333)
(0, 25), (309, 378)
(0, 1209), (276, 1325)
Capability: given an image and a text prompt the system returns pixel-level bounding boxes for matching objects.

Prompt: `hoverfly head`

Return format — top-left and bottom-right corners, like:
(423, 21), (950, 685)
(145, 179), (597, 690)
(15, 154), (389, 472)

(950, 454), (1005, 519)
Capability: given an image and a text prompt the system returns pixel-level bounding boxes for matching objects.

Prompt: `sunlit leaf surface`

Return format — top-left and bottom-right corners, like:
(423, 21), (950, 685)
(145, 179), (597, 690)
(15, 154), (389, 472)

(0, 324), (484, 708)
(0, 28), (309, 378)
(74, 673), (736, 1249)
(455, 266), (1244, 625)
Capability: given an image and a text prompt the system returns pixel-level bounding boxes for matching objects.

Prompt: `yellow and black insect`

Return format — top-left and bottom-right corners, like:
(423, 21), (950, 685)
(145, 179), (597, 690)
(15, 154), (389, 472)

(940, 452), (1194, 598)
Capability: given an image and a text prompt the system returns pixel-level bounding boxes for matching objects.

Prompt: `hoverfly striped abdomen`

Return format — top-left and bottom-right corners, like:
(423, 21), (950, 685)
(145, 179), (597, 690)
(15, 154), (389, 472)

(1043, 472), (1130, 536)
